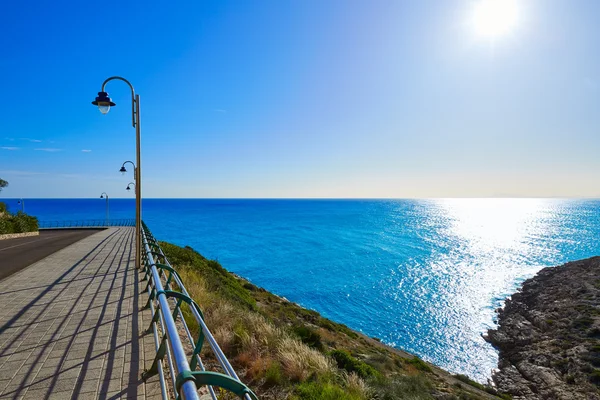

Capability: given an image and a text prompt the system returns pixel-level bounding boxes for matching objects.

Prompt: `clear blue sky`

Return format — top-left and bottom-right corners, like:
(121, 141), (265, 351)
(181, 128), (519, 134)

(1, 0), (599, 198)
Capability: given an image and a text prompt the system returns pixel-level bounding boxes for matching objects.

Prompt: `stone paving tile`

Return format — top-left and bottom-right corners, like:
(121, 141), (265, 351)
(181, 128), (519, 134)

(0, 227), (159, 399)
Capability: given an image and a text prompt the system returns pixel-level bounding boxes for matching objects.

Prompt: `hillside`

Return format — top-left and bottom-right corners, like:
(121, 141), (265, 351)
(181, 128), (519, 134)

(161, 242), (510, 400)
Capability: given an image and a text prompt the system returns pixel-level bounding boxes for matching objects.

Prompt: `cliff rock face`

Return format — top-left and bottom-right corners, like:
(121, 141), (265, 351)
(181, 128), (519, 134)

(486, 257), (600, 400)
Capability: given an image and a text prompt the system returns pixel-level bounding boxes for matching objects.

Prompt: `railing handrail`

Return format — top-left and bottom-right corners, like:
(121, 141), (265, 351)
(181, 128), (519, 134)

(38, 219), (135, 229)
(141, 222), (257, 400)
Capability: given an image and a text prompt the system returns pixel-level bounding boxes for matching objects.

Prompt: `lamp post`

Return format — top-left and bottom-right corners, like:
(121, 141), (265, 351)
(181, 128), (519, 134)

(93, 77), (142, 270)
(126, 182), (135, 192)
(120, 160), (136, 177)
(100, 192), (109, 226)
(17, 199), (24, 213)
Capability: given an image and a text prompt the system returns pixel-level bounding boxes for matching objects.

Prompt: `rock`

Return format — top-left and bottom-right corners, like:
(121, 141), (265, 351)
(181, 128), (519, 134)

(486, 257), (600, 399)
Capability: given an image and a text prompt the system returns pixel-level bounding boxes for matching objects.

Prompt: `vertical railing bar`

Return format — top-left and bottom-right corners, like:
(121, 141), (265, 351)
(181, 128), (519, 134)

(176, 306), (218, 400)
(146, 239), (179, 396)
(156, 298), (179, 396)
(146, 282), (170, 399)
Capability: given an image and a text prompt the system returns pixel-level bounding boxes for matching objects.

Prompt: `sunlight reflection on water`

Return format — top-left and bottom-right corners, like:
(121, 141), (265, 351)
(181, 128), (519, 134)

(383, 199), (568, 381)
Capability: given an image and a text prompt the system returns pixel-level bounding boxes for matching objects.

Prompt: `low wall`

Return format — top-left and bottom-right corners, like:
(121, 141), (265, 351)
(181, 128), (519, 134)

(0, 231), (39, 240)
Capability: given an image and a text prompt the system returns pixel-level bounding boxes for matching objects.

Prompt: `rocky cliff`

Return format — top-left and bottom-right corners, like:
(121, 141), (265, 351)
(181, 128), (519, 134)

(486, 257), (600, 399)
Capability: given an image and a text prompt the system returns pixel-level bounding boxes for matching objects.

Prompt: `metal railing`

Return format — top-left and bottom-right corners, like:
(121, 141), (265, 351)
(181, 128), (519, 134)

(141, 222), (258, 400)
(39, 219), (135, 229)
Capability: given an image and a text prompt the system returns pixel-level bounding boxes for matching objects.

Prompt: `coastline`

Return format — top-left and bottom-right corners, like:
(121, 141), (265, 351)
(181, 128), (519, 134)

(486, 257), (600, 399)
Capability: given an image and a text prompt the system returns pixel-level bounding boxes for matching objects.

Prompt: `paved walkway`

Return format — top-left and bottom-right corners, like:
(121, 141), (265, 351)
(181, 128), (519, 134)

(0, 227), (162, 400)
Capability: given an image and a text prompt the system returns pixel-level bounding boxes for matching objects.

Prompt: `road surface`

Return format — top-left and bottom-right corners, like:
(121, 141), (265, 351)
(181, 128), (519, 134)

(0, 229), (102, 281)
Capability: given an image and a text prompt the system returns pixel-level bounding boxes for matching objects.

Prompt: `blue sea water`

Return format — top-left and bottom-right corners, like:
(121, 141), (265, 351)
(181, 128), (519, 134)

(4, 198), (600, 382)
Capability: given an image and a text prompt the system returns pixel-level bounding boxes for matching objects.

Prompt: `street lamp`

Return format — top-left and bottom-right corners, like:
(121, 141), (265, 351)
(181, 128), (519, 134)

(100, 192), (109, 226)
(93, 77), (142, 269)
(120, 160), (136, 176)
(17, 199), (24, 213)
(126, 182), (135, 191)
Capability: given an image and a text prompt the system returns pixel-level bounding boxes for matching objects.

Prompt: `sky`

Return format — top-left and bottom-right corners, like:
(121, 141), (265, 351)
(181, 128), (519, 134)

(0, 0), (599, 198)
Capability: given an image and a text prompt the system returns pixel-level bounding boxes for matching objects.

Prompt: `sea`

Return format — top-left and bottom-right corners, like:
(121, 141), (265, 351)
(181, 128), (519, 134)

(4, 198), (600, 382)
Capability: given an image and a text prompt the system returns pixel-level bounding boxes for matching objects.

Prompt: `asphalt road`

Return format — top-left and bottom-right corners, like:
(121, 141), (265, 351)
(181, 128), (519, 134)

(0, 229), (102, 281)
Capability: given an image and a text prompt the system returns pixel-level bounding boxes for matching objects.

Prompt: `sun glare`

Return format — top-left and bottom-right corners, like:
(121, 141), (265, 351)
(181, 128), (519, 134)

(471, 0), (519, 39)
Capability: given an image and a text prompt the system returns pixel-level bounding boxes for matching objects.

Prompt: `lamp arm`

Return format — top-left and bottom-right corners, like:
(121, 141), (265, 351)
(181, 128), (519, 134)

(101, 76), (137, 128)
(121, 161), (137, 180)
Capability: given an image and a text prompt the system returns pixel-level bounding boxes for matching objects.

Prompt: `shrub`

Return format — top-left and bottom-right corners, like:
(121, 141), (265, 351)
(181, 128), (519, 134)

(453, 374), (485, 390)
(371, 374), (433, 400)
(265, 361), (284, 386)
(317, 318), (358, 338)
(588, 328), (600, 338)
(330, 350), (380, 378)
(293, 325), (324, 351)
(589, 369), (600, 386)
(160, 242), (257, 310)
(572, 317), (593, 330)
(0, 211), (38, 234)
(294, 379), (364, 400)
(583, 352), (600, 368)
(406, 356), (433, 373)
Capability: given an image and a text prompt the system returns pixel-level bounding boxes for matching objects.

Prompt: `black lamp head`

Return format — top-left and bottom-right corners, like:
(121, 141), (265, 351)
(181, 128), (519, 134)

(126, 186), (131, 191)
(92, 92), (116, 114)
(100, 194), (104, 199)
(119, 166), (127, 173)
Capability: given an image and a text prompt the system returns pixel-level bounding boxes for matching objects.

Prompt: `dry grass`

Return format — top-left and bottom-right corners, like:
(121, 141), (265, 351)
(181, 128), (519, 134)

(278, 337), (334, 382)
(176, 264), (335, 386)
(343, 372), (371, 399)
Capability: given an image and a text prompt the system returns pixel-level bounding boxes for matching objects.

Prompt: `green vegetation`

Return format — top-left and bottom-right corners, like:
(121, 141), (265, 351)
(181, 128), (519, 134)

(0, 178), (7, 193)
(160, 242), (257, 310)
(407, 356), (433, 373)
(293, 325), (324, 351)
(292, 376), (365, 400)
(589, 369), (600, 386)
(371, 374), (433, 400)
(330, 349), (380, 378)
(453, 374), (512, 399)
(572, 317), (594, 330)
(162, 242), (505, 399)
(0, 204), (38, 235)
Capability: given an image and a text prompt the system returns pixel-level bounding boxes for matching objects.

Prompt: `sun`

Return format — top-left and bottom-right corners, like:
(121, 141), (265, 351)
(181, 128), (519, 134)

(471, 0), (519, 38)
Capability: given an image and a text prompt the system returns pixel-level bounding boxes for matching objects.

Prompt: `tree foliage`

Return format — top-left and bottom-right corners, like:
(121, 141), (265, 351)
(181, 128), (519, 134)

(0, 178), (7, 192)
(0, 210), (38, 234)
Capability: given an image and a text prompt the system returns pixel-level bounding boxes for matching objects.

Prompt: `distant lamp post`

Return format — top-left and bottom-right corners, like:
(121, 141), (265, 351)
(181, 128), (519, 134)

(100, 192), (109, 226)
(17, 199), (24, 213)
(126, 182), (135, 191)
(93, 77), (142, 269)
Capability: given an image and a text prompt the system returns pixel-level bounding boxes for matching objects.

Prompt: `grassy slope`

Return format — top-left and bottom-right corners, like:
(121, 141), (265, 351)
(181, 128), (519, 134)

(161, 241), (510, 400)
